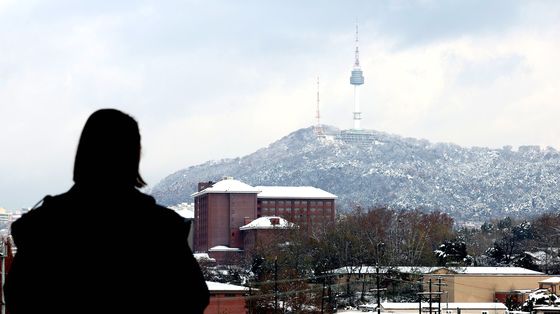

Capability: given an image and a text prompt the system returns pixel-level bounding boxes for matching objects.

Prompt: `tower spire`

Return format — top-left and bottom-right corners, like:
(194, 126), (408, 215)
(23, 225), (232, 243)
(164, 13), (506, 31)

(354, 23), (360, 67)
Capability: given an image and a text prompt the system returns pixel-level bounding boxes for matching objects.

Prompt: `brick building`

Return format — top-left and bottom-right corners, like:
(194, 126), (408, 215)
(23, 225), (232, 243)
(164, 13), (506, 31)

(239, 216), (294, 252)
(205, 281), (249, 314)
(193, 177), (337, 262)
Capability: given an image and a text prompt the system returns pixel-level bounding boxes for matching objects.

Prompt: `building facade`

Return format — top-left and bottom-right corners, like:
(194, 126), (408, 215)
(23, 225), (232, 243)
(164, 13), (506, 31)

(193, 177), (337, 262)
(192, 178), (260, 254)
(255, 186), (336, 233)
(205, 281), (249, 314)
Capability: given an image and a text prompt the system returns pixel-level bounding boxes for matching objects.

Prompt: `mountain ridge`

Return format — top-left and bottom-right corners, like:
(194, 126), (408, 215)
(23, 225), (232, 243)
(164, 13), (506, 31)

(150, 126), (560, 222)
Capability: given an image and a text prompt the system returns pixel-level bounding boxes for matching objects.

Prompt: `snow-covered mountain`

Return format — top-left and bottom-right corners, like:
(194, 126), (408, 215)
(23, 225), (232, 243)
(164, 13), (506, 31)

(150, 126), (560, 222)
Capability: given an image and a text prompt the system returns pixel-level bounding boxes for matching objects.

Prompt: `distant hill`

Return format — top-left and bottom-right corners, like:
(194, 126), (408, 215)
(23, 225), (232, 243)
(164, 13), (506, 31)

(150, 126), (560, 222)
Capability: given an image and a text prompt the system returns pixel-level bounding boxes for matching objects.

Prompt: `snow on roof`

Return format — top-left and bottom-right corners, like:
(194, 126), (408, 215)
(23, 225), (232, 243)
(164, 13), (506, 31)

(533, 307), (560, 311)
(329, 266), (543, 275)
(239, 216), (294, 230)
(256, 186), (337, 199)
(381, 303), (507, 310)
(208, 245), (243, 252)
(445, 267), (544, 275)
(206, 281), (249, 292)
(330, 266), (438, 275)
(540, 277), (560, 283)
(193, 253), (216, 262)
(191, 178), (261, 197)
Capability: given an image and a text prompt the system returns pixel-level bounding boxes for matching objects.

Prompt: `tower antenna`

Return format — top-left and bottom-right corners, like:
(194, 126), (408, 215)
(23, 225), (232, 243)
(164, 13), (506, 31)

(314, 76), (325, 137)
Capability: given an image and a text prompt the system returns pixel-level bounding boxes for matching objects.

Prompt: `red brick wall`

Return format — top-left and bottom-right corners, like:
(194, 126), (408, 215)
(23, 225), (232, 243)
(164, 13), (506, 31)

(208, 194), (231, 248)
(229, 194), (257, 248)
(256, 198), (336, 234)
(195, 192), (258, 253)
(205, 293), (247, 314)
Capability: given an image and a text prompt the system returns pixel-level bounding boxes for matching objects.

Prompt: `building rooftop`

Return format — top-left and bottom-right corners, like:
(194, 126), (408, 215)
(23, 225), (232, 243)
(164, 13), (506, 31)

(381, 302), (507, 310)
(539, 277), (560, 283)
(206, 281), (249, 292)
(208, 245), (243, 252)
(192, 177), (338, 200)
(446, 267), (544, 275)
(191, 178), (261, 197)
(256, 186), (337, 199)
(330, 266), (544, 275)
(239, 216), (294, 230)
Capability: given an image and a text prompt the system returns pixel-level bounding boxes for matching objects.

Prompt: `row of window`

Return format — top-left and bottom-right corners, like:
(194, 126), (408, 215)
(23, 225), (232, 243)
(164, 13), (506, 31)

(260, 207), (332, 213)
(259, 200), (333, 207)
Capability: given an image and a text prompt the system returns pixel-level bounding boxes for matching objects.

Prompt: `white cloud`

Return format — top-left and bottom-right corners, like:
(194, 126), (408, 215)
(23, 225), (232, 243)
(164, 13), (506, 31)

(1, 1), (560, 209)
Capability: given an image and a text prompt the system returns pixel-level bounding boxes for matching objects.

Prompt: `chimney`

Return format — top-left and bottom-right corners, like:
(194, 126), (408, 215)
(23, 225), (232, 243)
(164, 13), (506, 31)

(198, 181), (214, 192)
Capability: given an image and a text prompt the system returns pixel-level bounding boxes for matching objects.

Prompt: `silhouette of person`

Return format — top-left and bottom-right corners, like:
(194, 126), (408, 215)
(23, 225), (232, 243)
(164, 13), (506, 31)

(4, 109), (209, 314)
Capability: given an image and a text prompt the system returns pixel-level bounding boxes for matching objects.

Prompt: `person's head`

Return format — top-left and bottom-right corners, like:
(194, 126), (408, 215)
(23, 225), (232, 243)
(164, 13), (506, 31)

(73, 109), (146, 188)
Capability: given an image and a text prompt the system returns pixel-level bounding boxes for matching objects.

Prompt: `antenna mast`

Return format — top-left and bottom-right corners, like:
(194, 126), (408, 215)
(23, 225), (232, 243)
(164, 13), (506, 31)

(314, 76), (325, 137)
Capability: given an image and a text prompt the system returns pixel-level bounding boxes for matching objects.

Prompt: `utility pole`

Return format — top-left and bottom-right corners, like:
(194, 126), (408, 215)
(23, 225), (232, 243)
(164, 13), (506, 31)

(274, 257), (278, 314)
(417, 278), (445, 314)
(434, 277), (447, 314)
(377, 265), (381, 314)
(418, 279), (423, 314)
(321, 278), (326, 314)
(429, 279), (432, 314)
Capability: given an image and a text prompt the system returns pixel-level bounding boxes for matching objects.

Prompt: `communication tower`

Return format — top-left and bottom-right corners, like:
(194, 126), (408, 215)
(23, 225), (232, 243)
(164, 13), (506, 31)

(314, 76), (325, 137)
(350, 24), (365, 130)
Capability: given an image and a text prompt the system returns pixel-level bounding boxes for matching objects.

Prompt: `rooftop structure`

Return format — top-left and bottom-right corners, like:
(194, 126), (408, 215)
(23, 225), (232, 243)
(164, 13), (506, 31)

(191, 177), (261, 197)
(239, 216), (294, 230)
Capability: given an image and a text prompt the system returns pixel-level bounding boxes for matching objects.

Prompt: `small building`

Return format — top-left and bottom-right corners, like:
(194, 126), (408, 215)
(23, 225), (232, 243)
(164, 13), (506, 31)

(535, 306), (560, 314)
(423, 267), (548, 303)
(205, 281), (249, 314)
(379, 302), (507, 314)
(330, 266), (549, 303)
(239, 216), (294, 252)
(539, 277), (560, 294)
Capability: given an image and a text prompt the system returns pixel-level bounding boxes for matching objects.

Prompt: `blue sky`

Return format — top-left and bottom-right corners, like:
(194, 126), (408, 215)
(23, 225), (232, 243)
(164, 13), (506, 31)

(1, 1), (560, 209)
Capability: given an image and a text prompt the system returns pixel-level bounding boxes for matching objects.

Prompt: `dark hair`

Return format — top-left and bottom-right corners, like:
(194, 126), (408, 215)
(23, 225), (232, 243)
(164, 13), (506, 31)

(73, 109), (146, 188)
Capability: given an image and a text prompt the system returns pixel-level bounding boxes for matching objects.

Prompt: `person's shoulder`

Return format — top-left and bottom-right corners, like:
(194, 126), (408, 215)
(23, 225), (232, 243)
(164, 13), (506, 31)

(133, 190), (183, 222)
(10, 192), (72, 245)
(15, 192), (71, 224)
